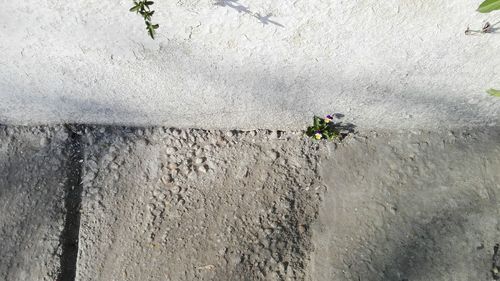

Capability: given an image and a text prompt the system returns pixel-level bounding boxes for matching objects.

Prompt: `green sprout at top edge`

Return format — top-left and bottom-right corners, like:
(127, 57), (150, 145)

(130, 0), (159, 39)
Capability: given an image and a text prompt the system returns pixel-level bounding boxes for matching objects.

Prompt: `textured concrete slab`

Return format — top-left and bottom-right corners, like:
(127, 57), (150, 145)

(76, 127), (325, 281)
(0, 126), (70, 281)
(1, 1), (499, 129)
(3, 124), (498, 281)
(312, 128), (500, 281)
(75, 126), (500, 281)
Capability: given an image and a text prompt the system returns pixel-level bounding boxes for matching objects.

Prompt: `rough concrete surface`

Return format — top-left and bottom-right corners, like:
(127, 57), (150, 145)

(1, 1), (499, 129)
(72, 126), (500, 281)
(76, 127), (325, 281)
(0, 126), (70, 281)
(0, 125), (499, 281)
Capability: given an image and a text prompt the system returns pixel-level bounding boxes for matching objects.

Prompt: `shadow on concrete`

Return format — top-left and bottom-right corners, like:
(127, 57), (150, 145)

(372, 204), (487, 281)
(214, 0), (284, 27)
(0, 94), (148, 127)
(331, 113), (357, 138)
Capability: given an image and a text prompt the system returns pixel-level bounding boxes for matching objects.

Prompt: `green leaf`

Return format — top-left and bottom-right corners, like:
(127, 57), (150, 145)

(141, 11), (154, 20)
(313, 116), (321, 128)
(146, 22), (156, 39)
(478, 0), (500, 13)
(145, 1), (155, 5)
(487, 88), (500, 97)
(305, 127), (315, 136)
(129, 5), (140, 12)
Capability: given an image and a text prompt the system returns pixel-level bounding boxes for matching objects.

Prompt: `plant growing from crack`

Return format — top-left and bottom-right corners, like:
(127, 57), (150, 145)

(466, 0), (500, 96)
(306, 115), (340, 141)
(130, 0), (159, 39)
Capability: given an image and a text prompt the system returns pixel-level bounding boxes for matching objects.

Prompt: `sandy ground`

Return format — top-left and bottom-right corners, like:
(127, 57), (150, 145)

(0, 125), (499, 280)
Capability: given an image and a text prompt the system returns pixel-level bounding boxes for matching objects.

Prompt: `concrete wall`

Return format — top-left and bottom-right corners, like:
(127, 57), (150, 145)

(0, 0), (499, 129)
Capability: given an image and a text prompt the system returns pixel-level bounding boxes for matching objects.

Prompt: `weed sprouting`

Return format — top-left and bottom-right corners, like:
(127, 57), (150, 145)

(306, 115), (340, 141)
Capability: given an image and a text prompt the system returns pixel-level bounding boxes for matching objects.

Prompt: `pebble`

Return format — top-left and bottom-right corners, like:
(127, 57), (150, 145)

(40, 137), (49, 147)
(389, 205), (398, 215)
(161, 175), (173, 184)
(167, 163), (178, 170)
(59, 131), (69, 142)
(177, 198), (186, 206)
(180, 130), (187, 139)
(166, 147), (177, 154)
(187, 171), (197, 180)
(298, 225), (306, 234)
(267, 150), (279, 160)
(198, 165), (208, 173)
(268, 131), (278, 139)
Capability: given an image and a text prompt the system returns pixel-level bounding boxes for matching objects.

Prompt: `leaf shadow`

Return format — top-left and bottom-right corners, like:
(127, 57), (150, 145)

(214, 0), (284, 28)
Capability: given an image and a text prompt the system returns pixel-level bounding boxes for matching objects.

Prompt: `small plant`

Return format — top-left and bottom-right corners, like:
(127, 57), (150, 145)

(130, 0), (159, 39)
(467, 0), (500, 34)
(306, 115), (340, 141)
(469, 0), (500, 96)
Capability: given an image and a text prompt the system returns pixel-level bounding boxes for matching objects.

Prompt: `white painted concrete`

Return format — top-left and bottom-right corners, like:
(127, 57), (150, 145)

(0, 0), (499, 129)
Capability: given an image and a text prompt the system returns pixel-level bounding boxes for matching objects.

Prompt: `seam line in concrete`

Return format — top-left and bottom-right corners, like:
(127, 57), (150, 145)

(57, 125), (84, 281)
